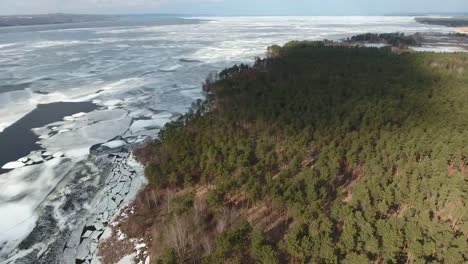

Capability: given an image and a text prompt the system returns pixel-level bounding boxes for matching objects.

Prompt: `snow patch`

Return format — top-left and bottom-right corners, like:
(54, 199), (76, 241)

(116, 253), (137, 264)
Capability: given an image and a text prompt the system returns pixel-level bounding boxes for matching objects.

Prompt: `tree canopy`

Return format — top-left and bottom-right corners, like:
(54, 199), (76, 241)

(136, 42), (468, 263)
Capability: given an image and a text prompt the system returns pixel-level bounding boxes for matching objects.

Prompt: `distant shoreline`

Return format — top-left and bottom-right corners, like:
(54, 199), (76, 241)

(0, 14), (117, 27)
(0, 13), (200, 28)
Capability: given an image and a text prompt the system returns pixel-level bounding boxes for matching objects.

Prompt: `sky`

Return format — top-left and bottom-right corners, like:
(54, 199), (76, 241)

(0, 0), (467, 16)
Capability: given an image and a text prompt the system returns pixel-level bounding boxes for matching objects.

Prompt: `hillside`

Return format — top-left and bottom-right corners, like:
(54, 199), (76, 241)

(123, 42), (468, 264)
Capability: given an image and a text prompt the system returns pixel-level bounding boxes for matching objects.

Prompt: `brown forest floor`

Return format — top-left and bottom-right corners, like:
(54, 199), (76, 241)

(98, 185), (293, 263)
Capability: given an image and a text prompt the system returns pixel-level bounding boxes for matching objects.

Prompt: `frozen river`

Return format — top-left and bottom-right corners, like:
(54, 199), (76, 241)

(0, 16), (454, 263)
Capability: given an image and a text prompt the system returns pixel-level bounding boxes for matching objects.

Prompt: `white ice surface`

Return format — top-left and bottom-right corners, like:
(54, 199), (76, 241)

(0, 158), (75, 252)
(18, 157), (29, 163)
(0, 203), (37, 247)
(52, 152), (64, 158)
(102, 140), (126, 149)
(29, 152), (44, 163)
(72, 112), (86, 118)
(116, 253), (137, 264)
(103, 99), (123, 107)
(0, 107), (134, 255)
(130, 119), (165, 133)
(362, 43), (389, 48)
(128, 112), (172, 134)
(86, 109), (128, 123)
(41, 117), (132, 157)
(411, 46), (467, 52)
(1, 161), (25, 170)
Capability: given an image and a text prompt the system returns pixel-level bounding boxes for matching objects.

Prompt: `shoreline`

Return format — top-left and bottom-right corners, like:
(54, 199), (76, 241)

(62, 151), (147, 264)
(96, 32), (468, 264)
(102, 40), (468, 264)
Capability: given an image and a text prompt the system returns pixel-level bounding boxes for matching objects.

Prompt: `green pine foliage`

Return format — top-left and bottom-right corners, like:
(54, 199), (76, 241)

(251, 230), (280, 264)
(156, 248), (178, 264)
(202, 223), (252, 264)
(137, 42), (468, 263)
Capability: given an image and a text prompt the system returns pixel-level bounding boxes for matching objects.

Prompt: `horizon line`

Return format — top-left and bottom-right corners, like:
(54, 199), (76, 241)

(1, 12), (468, 17)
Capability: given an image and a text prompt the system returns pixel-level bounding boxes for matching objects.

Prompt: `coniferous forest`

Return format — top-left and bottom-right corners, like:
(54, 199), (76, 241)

(133, 42), (468, 264)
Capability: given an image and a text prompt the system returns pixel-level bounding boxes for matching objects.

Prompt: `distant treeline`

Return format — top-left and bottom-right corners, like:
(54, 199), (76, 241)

(346, 32), (422, 47)
(416, 17), (468, 27)
(0, 14), (116, 27)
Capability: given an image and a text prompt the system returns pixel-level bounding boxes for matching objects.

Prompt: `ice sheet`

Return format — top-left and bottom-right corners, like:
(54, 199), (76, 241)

(0, 158), (75, 251)
(41, 117), (132, 157)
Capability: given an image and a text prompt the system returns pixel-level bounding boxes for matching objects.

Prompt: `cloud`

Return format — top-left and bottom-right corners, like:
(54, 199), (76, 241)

(0, 0), (222, 15)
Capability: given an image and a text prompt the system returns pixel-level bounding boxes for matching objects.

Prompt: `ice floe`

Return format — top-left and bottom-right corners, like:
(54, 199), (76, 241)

(40, 115), (132, 157)
(103, 99), (123, 107)
(18, 157), (29, 163)
(53, 152), (64, 158)
(102, 140), (126, 149)
(29, 152), (44, 163)
(86, 109), (128, 122)
(129, 119), (163, 133)
(1, 161), (26, 170)
(116, 253), (137, 264)
(72, 112), (87, 118)
(127, 112), (172, 135)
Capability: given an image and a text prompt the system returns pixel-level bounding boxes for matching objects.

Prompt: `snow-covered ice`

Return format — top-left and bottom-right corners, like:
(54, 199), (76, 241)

(29, 152), (44, 163)
(40, 117), (132, 157)
(116, 253), (137, 264)
(1, 161), (26, 170)
(53, 152), (64, 158)
(103, 99), (123, 107)
(102, 140), (126, 149)
(0, 158), (74, 253)
(72, 112), (86, 118)
(130, 119), (166, 133)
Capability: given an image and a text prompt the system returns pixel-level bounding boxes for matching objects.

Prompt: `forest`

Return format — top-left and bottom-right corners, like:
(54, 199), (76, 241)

(131, 41), (468, 264)
(346, 33), (422, 47)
